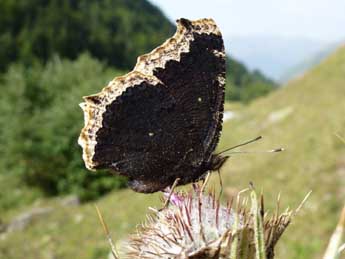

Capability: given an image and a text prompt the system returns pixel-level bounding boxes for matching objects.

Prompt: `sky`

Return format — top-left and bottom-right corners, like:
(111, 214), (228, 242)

(149, 0), (345, 43)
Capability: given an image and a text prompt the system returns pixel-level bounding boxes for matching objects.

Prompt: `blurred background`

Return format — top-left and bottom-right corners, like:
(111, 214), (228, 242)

(0, 0), (344, 258)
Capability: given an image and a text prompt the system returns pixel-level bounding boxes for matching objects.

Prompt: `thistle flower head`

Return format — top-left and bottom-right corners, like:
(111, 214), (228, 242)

(124, 185), (304, 259)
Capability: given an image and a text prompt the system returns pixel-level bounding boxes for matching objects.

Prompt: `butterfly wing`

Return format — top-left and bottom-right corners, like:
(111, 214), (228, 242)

(78, 18), (225, 192)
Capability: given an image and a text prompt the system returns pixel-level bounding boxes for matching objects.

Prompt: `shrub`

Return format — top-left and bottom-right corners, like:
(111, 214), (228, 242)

(0, 54), (126, 200)
(225, 58), (277, 103)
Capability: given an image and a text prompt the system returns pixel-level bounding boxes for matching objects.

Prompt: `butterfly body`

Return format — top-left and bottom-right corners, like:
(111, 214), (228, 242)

(127, 154), (229, 193)
(78, 18), (227, 193)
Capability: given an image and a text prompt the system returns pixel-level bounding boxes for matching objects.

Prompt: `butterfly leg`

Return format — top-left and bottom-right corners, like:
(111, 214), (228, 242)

(200, 172), (211, 193)
(159, 177), (180, 211)
(199, 171), (209, 186)
(218, 169), (223, 198)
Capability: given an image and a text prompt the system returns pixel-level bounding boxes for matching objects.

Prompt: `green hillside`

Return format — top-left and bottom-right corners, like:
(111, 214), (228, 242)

(219, 44), (345, 258)
(280, 42), (342, 83)
(1, 44), (344, 258)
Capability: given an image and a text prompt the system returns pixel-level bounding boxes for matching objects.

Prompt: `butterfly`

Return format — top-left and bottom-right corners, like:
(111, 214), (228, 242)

(78, 18), (228, 193)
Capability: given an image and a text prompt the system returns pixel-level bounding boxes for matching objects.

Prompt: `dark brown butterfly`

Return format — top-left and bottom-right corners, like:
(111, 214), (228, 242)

(78, 18), (228, 193)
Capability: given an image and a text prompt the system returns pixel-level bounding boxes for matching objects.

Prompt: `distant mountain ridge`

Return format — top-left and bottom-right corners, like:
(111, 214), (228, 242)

(225, 35), (333, 81)
(280, 41), (344, 82)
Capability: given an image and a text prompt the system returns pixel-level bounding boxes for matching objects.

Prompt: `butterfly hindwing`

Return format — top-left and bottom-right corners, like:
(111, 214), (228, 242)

(78, 18), (225, 192)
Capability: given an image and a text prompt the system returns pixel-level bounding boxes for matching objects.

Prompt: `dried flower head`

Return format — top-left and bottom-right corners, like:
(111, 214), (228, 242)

(123, 184), (309, 259)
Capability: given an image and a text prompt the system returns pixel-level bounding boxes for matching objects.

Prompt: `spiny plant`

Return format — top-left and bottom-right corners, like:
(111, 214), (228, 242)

(323, 204), (345, 259)
(97, 176), (310, 259)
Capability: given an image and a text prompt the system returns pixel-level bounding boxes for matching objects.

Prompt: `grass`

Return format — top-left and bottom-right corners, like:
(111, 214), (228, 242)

(1, 45), (345, 258)
(0, 173), (43, 220)
(0, 188), (162, 258)
(224, 101), (244, 111)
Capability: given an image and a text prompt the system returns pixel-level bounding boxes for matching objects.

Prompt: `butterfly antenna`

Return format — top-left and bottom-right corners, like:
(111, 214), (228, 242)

(217, 136), (263, 155)
(225, 148), (284, 155)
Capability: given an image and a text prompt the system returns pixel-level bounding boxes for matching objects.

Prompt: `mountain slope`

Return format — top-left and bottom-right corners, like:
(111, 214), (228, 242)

(0, 0), (174, 71)
(219, 44), (345, 258)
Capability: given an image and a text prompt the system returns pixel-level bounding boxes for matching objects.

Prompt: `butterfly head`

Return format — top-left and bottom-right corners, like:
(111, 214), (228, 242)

(208, 154), (229, 171)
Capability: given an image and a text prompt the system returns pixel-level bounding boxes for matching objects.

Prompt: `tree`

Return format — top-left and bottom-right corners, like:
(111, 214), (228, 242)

(0, 0), (174, 72)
